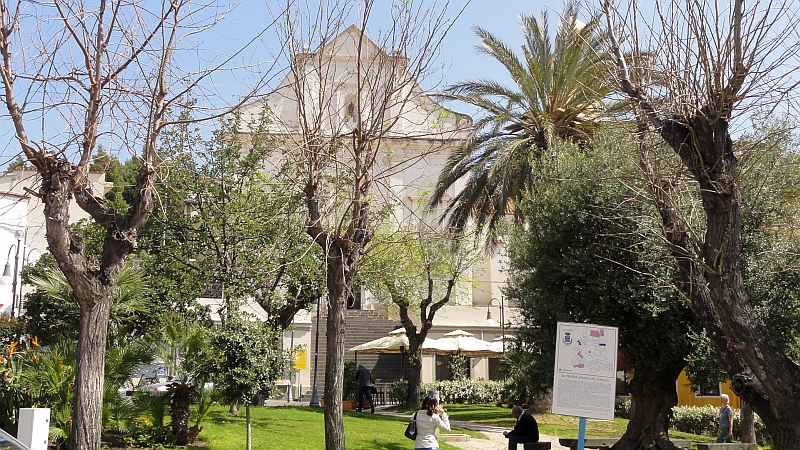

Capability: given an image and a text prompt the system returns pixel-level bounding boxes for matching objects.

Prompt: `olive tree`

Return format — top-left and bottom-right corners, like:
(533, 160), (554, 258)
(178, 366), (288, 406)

(602, 1), (800, 447)
(363, 224), (481, 405)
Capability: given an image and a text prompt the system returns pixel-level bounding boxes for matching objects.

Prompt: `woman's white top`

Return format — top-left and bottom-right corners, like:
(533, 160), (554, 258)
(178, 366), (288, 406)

(413, 410), (450, 449)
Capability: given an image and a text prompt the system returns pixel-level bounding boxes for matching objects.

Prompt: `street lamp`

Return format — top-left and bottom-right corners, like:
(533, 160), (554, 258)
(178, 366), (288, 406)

(0, 230), (24, 316)
(487, 297), (504, 353)
(17, 247), (42, 313)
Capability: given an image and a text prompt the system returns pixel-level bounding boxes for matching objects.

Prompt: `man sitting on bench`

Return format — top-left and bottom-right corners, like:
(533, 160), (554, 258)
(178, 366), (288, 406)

(504, 405), (539, 450)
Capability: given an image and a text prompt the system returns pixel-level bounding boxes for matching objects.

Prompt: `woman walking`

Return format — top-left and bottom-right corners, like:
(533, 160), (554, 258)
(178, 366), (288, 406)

(414, 395), (450, 450)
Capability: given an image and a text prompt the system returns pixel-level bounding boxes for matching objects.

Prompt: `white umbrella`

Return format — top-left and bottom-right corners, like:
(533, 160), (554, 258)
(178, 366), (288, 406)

(492, 334), (514, 341)
(443, 329), (474, 337)
(490, 335), (513, 352)
(433, 330), (502, 358)
(348, 334), (408, 353)
(348, 329), (458, 355)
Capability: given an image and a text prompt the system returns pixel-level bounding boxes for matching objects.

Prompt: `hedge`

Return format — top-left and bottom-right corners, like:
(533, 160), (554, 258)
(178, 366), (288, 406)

(421, 380), (504, 404)
(671, 405), (769, 445)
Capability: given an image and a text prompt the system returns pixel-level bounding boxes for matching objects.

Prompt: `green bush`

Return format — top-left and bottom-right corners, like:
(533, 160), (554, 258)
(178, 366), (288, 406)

(389, 379), (408, 405)
(121, 415), (175, 448)
(343, 360), (358, 400)
(670, 405), (769, 445)
(614, 397), (631, 419)
(423, 380), (503, 404)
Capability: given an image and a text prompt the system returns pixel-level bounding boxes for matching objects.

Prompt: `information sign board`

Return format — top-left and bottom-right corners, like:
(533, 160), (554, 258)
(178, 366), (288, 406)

(293, 349), (307, 370)
(551, 322), (618, 420)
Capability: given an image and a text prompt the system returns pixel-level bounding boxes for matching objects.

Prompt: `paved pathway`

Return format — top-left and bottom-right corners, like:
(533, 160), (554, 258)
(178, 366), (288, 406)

(443, 419), (568, 450)
(373, 406), (569, 450)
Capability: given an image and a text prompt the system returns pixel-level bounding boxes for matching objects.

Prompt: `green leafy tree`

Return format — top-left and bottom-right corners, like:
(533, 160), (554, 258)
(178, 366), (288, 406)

(363, 223), (481, 405)
(507, 134), (699, 449)
(204, 312), (288, 450)
(89, 146), (140, 213)
(431, 2), (610, 239)
(143, 115), (323, 329)
(5, 155), (27, 170)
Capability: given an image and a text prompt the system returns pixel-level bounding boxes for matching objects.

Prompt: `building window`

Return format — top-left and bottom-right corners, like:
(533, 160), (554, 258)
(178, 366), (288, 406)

(698, 382), (721, 397)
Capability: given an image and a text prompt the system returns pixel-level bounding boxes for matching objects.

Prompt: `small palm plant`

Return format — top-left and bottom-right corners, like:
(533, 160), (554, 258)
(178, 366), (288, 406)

(20, 339), (75, 449)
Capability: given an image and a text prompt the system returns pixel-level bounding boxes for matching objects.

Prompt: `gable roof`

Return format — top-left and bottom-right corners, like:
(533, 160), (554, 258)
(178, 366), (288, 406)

(238, 24), (470, 138)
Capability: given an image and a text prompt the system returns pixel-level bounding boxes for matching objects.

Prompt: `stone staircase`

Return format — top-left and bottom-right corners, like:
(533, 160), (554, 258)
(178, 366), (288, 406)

(305, 309), (404, 397)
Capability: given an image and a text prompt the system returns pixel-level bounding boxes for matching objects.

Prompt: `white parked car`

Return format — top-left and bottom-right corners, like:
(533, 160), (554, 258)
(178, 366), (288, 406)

(0, 427), (30, 449)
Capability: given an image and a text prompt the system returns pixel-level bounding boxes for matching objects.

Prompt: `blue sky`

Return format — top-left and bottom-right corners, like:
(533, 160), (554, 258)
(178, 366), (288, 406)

(218, 0), (570, 101)
(193, 0), (573, 134)
(0, 1), (574, 165)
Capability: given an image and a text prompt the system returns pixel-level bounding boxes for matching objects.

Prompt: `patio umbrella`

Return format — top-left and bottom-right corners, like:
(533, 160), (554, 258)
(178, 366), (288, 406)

(348, 329), (458, 355)
(433, 329), (502, 358)
(490, 334), (514, 352)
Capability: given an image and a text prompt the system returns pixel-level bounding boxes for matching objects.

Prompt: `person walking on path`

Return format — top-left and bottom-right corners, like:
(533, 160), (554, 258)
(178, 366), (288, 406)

(503, 405), (539, 450)
(414, 395), (451, 450)
(716, 394), (734, 443)
(355, 363), (375, 413)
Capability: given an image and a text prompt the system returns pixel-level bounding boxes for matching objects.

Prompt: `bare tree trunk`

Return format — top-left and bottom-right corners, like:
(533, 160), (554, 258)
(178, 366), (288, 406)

(323, 252), (348, 450)
(612, 363), (684, 450)
(740, 401), (756, 444)
(246, 403), (252, 450)
(405, 349), (423, 407)
(69, 291), (112, 450)
(603, 0), (800, 444)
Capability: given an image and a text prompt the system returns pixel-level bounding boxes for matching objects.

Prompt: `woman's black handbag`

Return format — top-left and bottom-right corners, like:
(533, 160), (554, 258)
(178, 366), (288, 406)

(404, 412), (417, 440)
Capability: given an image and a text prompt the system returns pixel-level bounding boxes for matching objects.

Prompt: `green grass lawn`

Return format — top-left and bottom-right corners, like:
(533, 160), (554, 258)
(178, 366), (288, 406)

(390, 404), (718, 444)
(188, 405), (477, 450)
(186, 403), (721, 450)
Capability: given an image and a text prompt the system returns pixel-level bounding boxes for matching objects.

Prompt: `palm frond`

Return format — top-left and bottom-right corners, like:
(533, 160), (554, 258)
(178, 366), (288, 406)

(431, 2), (611, 242)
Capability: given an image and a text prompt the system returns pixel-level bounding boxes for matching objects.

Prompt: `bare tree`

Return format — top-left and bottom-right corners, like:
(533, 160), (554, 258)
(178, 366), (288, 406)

(0, 1), (269, 449)
(602, 0), (800, 448)
(247, 1), (467, 448)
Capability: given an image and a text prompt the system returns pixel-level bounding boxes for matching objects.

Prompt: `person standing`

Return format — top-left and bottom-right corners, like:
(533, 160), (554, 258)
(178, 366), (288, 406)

(716, 394), (734, 443)
(355, 363), (375, 413)
(414, 395), (450, 450)
(503, 405), (539, 450)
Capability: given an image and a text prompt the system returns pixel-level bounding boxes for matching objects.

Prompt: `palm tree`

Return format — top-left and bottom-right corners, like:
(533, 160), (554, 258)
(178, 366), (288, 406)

(431, 2), (610, 239)
(26, 261), (151, 342)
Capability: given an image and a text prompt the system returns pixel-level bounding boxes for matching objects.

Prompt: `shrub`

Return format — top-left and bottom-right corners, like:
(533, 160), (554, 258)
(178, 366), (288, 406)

(670, 405), (769, 445)
(122, 416), (175, 448)
(423, 380), (504, 404)
(614, 397), (631, 419)
(343, 360), (360, 401)
(389, 379), (408, 406)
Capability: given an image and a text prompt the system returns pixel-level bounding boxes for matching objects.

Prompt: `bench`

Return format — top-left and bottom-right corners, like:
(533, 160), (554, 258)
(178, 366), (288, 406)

(559, 438), (692, 450)
(696, 444), (757, 450)
(523, 443), (551, 450)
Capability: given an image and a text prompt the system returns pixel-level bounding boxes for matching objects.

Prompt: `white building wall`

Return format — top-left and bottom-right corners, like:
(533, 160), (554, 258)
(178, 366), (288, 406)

(0, 194), (28, 314)
(421, 353), (436, 384)
(0, 169), (112, 315)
